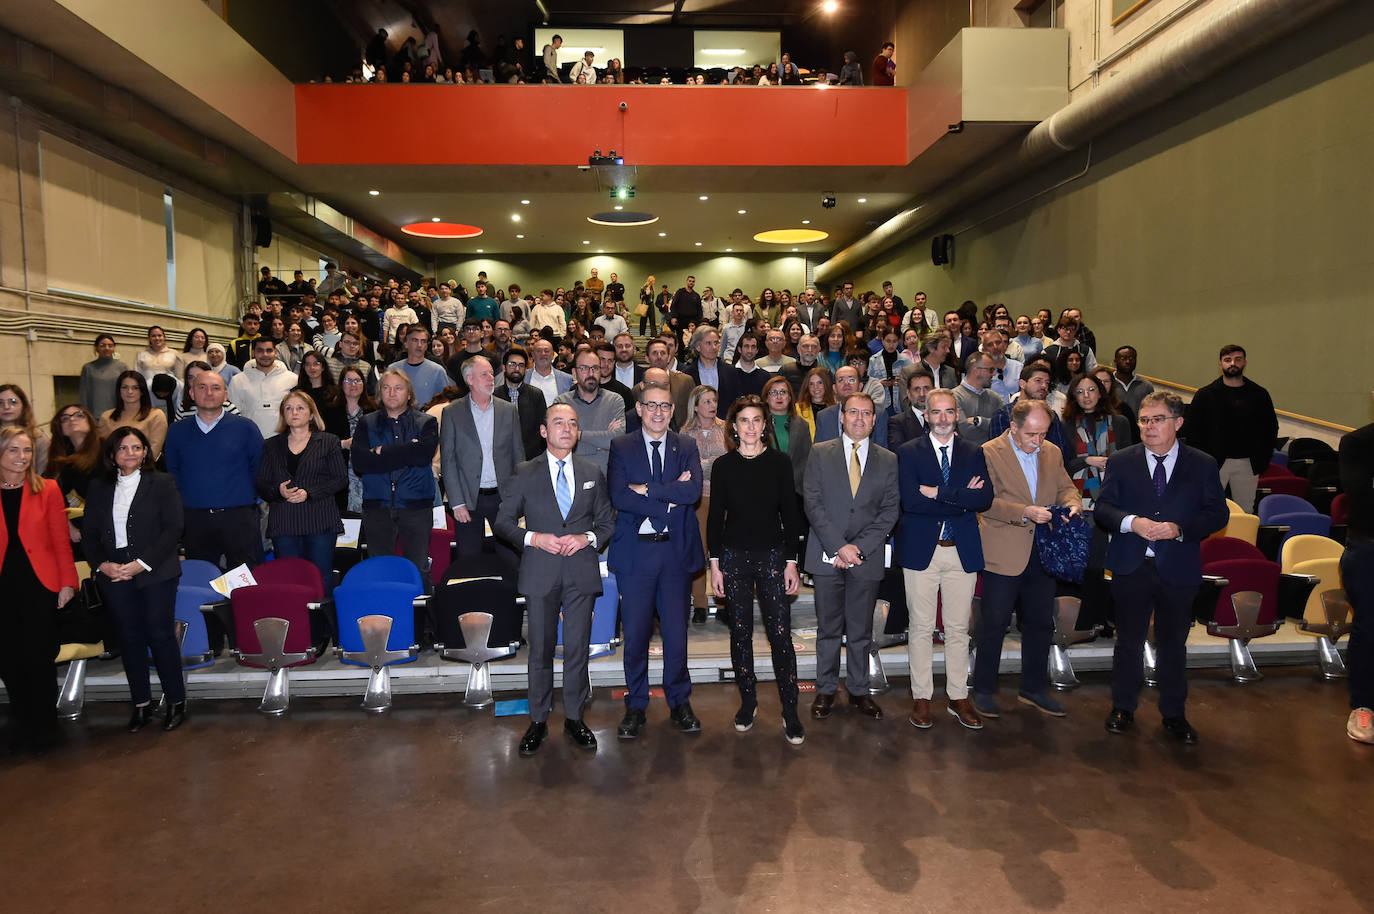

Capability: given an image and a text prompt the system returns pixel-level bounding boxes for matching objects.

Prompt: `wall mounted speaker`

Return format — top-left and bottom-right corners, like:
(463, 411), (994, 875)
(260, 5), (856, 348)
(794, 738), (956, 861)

(930, 234), (954, 266)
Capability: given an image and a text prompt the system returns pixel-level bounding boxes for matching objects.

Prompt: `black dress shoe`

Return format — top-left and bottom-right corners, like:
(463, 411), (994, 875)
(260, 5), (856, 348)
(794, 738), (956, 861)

(161, 701), (187, 732)
(564, 719), (597, 750)
(617, 708), (647, 740)
(1162, 716), (1199, 744)
(128, 704), (156, 733)
(519, 721), (548, 756)
(848, 694), (884, 720)
(692, 606), (708, 624)
(1105, 708), (1134, 735)
(811, 692), (835, 719)
(670, 701), (702, 733)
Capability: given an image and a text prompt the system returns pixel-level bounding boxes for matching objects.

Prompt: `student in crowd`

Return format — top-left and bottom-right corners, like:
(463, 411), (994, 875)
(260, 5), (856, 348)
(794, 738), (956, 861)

(80, 334), (128, 417)
(98, 371), (168, 461)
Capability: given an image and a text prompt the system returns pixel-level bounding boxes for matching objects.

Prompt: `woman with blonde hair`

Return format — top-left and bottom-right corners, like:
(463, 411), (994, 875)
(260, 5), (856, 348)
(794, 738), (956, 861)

(681, 385), (728, 624)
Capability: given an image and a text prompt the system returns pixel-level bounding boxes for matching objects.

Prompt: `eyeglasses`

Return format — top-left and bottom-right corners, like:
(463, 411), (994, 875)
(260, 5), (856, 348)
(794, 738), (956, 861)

(0, 398), (19, 407)
(58, 412), (86, 423)
(1138, 415), (1174, 426)
(341, 378), (363, 385)
(640, 401), (673, 412)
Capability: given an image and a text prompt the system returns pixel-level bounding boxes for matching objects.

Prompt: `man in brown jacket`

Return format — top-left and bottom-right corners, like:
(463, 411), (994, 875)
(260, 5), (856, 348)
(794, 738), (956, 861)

(973, 399), (1082, 720)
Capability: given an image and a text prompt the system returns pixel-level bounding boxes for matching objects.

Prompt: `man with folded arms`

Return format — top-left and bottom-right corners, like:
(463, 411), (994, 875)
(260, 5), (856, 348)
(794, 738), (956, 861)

(974, 399), (1082, 720)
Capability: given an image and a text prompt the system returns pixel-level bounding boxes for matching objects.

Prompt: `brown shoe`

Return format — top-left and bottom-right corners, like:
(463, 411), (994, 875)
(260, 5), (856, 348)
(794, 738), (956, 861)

(947, 698), (984, 730)
(908, 698), (933, 729)
(810, 692), (835, 720)
(848, 694), (884, 720)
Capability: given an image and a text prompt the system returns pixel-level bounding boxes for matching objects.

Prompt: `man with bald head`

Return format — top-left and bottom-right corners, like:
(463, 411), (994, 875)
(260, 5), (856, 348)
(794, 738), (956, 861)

(527, 337), (573, 406)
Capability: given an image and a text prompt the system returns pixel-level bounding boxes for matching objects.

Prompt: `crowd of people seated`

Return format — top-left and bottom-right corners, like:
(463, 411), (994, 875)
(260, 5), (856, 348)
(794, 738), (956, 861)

(317, 26), (898, 87)
(4, 257), (1371, 758)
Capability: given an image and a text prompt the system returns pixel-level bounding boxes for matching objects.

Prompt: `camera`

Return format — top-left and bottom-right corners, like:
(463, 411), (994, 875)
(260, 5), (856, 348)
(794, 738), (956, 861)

(619, 102), (628, 111)
(822, 195), (836, 209)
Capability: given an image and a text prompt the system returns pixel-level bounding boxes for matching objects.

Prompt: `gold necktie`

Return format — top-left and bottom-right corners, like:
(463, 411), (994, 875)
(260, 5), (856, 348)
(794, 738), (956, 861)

(849, 441), (862, 497)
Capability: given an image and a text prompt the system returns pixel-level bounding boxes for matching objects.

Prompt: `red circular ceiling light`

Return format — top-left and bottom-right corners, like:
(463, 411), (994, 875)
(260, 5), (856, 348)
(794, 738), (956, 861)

(401, 222), (483, 239)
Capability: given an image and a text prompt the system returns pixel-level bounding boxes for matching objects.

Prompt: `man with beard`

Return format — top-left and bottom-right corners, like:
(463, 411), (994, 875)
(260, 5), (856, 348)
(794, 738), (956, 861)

(1180, 344), (1277, 513)
(495, 346), (546, 459)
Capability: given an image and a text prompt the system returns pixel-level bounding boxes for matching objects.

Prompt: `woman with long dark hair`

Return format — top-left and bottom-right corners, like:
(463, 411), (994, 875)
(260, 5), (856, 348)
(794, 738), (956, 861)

(45, 404), (102, 554)
(707, 395), (804, 744)
(337, 365), (376, 514)
(182, 327), (209, 361)
(98, 371), (168, 460)
(296, 351), (347, 439)
(83, 426), (186, 732)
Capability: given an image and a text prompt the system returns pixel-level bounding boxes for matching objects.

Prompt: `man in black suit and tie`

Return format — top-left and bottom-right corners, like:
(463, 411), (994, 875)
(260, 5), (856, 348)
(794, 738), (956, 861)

(494, 403), (616, 756)
(945, 311), (978, 377)
(804, 392), (901, 720)
(495, 346), (546, 459)
(1094, 391), (1228, 743)
(887, 367), (934, 450)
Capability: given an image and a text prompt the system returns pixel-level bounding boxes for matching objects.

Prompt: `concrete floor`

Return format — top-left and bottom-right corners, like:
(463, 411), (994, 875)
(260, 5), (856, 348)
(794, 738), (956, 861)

(3, 669), (1371, 913)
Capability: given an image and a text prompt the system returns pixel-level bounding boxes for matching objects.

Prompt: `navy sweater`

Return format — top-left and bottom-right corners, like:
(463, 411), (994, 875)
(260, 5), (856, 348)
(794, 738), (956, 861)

(164, 412), (265, 509)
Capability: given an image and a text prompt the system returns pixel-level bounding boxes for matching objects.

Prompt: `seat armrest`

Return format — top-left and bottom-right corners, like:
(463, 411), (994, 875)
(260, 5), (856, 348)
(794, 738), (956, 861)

(413, 595), (430, 610)
(1201, 575), (1230, 586)
(1279, 573), (1319, 586)
(199, 598), (232, 614)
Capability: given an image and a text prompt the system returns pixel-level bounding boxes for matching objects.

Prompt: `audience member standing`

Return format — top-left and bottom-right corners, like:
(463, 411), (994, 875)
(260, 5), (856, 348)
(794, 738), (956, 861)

(608, 380), (704, 740)
(388, 325), (450, 408)
(682, 385), (728, 622)
(1181, 344), (1277, 513)
(975, 399), (1082, 720)
(896, 388), (993, 730)
(708, 395), (805, 743)
(97, 371), (168, 461)
(496, 403), (614, 756)
(1339, 407), (1374, 744)
(804, 392), (900, 721)
(871, 42), (896, 85)
(441, 357), (524, 563)
(555, 349), (625, 474)
(231, 337), (297, 439)
(135, 326), (184, 385)
(953, 353), (1004, 446)
(0, 426), (77, 754)
(888, 367), (934, 450)
(80, 334), (127, 418)
(1095, 392), (1227, 744)
(495, 347), (547, 460)
(164, 370), (264, 570)
(83, 427), (186, 733)
(1112, 346), (1155, 416)
(669, 276), (703, 336)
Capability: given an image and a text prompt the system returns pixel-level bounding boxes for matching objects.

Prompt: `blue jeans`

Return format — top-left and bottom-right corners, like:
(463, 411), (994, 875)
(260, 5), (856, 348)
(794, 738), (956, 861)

(273, 533), (336, 597)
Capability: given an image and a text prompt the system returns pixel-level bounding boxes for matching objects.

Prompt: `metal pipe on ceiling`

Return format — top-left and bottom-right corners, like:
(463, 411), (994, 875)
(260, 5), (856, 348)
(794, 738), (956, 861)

(814, 0), (1355, 286)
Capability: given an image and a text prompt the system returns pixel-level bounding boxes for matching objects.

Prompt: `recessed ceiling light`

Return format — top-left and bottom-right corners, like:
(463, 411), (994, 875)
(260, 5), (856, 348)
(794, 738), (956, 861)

(801, 219), (811, 224)
(520, 199), (530, 205)
(694, 242), (702, 246)
(792, 247), (799, 251)
(754, 228), (830, 244)
(737, 209), (747, 215)
(588, 212), (659, 227)
(613, 205), (623, 211)
(476, 249), (484, 253)
(699, 195), (709, 201)
(431, 217), (440, 222)
(511, 214), (521, 222)
(582, 240), (590, 244)
(401, 222), (482, 239)
(725, 248), (732, 252)
(822, 0), (838, 12)
(857, 197), (868, 203)
(368, 190), (380, 196)
(597, 249), (604, 253)
(516, 234), (524, 239)
(658, 232), (666, 237)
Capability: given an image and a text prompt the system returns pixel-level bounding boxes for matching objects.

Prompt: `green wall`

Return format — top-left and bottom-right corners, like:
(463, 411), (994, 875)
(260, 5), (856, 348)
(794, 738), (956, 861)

(848, 3), (1374, 429)
(434, 252), (808, 302)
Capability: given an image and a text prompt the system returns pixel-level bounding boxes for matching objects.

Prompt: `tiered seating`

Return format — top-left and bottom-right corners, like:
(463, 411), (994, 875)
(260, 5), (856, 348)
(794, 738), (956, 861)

(334, 556), (424, 712)
(230, 557), (325, 714)
(1280, 535), (1350, 679)
(432, 557), (523, 708)
(1257, 494), (1330, 560)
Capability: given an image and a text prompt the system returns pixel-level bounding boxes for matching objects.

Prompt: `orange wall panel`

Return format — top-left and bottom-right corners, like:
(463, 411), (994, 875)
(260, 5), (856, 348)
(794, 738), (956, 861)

(295, 85), (910, 166)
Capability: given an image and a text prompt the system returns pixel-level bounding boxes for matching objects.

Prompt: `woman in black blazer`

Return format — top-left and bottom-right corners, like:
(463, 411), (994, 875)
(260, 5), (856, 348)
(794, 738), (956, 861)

(255, 391), (347, 606)
(82, 426), (186, 733)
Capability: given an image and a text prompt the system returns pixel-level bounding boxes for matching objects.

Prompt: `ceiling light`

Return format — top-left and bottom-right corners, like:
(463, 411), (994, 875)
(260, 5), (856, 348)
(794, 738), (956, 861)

(511, 214), (521, 222)
(737, 209), (747, 215)
(658, 232), (667, 237)
(476, 249), (483, 253)
(588, 212), (658, 227)
(725, 248), (732, 252)
(613, 205), (623, 211)
(431, 217), (441, 222)
(792, 248), (799, 251)
(368, 190), (380, 196)
(597, 249), (604, 253)
(754, 228), (830, 244)
(857, 197), (868, 203)
(699, 195), (709, 201)
(520, 199), (530, 205)
(582, 240), (590, 244)
(516, 234), (524, 239)
(801, 219), (811, 224)
(401, 222), (482, 239)
(822, 0), (838, 12)
(694, 241), (702, 246)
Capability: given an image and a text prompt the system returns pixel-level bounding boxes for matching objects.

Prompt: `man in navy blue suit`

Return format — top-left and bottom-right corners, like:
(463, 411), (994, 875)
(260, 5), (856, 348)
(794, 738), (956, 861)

(887, 366), (934, 451)
(895, 388), (993, 730)
(1095, 391), (1228, 743)
(607, 379), (705, 738)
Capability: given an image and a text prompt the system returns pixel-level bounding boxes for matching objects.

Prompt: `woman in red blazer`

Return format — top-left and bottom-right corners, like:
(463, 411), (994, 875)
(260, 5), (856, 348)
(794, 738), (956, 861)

(0, 425), (78, 754)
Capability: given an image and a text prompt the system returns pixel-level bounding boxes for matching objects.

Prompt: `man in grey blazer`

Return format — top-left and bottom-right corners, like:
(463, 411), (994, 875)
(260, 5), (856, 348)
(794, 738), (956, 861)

(803, 391), (901, 720)
(494, 403), (616, 756)
(441, 357), (525, 565)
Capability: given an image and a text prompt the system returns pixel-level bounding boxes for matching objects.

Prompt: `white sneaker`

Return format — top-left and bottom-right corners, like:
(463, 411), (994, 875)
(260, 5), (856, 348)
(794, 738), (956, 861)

(1347, 708), (1374, 744)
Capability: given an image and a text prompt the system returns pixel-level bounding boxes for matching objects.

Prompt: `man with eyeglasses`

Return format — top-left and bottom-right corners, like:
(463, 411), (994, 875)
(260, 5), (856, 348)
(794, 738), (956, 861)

(1095, 391), (1227, 744)
(607, 379), (704, 739)
(495, 346), (546, 459)
(982, 328), (1023, 402)
(553, 348), (625, 473)
(952, 353), (1004, 447)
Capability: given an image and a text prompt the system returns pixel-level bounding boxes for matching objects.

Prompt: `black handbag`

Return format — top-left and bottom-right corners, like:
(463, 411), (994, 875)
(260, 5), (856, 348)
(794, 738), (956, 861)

(54, 578), (106, 646)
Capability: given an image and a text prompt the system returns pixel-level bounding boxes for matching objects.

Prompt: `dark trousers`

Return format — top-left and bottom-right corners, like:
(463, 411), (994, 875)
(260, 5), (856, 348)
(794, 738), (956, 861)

(620, 542), (692, 709)
(975, 549), (1055, 697)
(454, 489), (518, 570)
(525, 577), (596, 723)
(362, 504), (433, 589)
(812, 570), (881, 695)
(722, 547), (798, 713)
(0, 582), (57, 749)
(1342, 539), (1374, 710)
(102, 574), (184, 706)
(1110, 559), (1197, 718)
(638, 307), (658, 336)
(183, 506), (261, 569)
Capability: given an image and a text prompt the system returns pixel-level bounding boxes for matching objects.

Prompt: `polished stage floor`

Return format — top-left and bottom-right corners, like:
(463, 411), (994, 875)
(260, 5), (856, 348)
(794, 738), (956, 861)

(2, 667), (1369, 913)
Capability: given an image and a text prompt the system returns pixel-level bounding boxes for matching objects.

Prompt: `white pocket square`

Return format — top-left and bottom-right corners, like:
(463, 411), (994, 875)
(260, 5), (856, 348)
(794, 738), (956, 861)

(582, 481), (595, 489)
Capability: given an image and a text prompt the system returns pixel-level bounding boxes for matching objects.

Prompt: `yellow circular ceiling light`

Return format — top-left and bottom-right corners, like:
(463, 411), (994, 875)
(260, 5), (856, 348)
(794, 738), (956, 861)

(753, 228), (829, 244)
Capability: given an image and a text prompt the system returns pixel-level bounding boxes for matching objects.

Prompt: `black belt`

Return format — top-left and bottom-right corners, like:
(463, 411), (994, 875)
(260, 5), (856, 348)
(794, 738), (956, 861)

(194, 506), (253, 515)
(638, 532), (670, 543)
(478, 487), (500, 496)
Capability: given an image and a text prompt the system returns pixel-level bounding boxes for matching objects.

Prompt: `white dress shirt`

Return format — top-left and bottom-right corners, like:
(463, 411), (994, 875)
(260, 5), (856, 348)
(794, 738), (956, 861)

(526, 450), (598, 548)
(1120, 440), (1181, 556)
(840, 433), (870, 475)
(112, 470), (152, 570)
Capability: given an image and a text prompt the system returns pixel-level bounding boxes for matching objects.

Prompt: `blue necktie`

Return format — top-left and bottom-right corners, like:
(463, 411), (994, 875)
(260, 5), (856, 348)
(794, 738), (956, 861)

(939, 445), (952, 541)
(555, 459), (572, 519)
(1153, 454), (1167, 498)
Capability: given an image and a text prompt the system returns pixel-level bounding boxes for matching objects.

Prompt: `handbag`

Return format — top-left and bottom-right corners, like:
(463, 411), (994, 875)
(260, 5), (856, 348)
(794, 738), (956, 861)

(54, 578), (106, 646)
(633, 302), (649, 317)
(1034, 504), (1092, 583)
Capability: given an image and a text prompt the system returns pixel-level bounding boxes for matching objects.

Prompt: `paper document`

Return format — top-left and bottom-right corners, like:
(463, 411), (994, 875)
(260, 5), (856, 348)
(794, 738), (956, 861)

(209, 564), (257, 597)
(336, 518), (362, 549)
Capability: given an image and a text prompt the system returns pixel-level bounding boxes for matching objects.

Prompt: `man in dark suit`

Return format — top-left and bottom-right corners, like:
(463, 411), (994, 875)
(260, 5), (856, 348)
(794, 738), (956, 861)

(494, 403), (616, 756)
(594, 341), (635, 413)
(440, 357), (525, 563)
(610, 332), (645, 391)
(887, 367), (934, 450)
(684, 326), (740, 412)
(804, 391), (901, 720)
(607, 380), (704, 739)
(1095, 391), (1228, 743)
(945, 310), (979, 373)
(494, 346), (546, 459)
(895, 388), (993, 730)
(815, 366), (889, 449)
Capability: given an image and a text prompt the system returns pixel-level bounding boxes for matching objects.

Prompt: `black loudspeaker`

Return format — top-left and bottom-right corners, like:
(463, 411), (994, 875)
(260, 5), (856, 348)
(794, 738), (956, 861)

(252, 212), (272, 248)
(930, 234), (954, 266)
